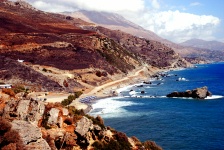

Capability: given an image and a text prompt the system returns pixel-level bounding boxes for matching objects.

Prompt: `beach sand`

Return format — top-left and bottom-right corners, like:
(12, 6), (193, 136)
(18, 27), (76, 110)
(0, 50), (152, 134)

(31, 65), (168, 112)
(70, 65), (163, 112)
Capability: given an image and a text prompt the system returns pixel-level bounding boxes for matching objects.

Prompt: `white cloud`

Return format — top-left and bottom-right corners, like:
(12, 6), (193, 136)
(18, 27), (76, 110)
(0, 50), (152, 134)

(122, 10), (220, 42)
(190, 2), (201, 6)
(27, 0), (145, 13)
(21, 0), (221, 43)
(151, 0), (160, 9)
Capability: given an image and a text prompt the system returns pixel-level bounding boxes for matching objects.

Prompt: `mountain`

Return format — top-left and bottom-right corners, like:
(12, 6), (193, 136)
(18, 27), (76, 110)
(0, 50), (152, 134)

(67, 10), (224, 62)
(180, 39), (224, 51)
(65, 10), (171, 44)
(0, 0), (190, 91)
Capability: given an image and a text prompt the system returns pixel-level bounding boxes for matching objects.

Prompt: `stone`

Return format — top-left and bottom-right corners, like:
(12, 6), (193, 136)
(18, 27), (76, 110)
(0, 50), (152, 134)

(11, 120), (51, 149)
(192, 86), (211, 99)
(3, 100), (19, 119)
(26, 99), (45, 125)
(167, 86), (212, 99)
(16, 100), (30, 120)
(62, 108), (69, 116)
(25, 139), (51, 150)
(47, 108), (60, 126)
(75, 116), (93, 137)
(11, 120), (41, 144)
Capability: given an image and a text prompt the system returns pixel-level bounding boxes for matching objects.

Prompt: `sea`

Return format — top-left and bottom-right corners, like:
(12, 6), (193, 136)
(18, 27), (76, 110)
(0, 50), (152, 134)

(89, 63), (224, 150)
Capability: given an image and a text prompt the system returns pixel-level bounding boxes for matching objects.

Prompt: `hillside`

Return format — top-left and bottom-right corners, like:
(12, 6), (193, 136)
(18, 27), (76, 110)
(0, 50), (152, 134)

(0, 0), (190, 91)
(67, 10), (224, 62)
(66, 10), (172, 45)
(180, 39), (224, 51)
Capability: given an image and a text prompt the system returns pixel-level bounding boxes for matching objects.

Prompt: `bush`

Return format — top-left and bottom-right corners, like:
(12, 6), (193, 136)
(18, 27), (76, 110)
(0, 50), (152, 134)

(142, 141), (162, 150)
(61, 91), (83, 106)
(74, 91), (83, 98)
(96, 71), (102, 77)
(2, 88), (15, 97)
(0, 118), (12, 134)
(42, 68), (47, 72)
(0, 118), (25, 149)
(12, 85), (26, 94)
(85, 115), (105, 129)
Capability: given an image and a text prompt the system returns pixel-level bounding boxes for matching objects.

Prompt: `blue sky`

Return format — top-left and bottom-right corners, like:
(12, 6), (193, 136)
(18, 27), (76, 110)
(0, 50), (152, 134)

(22, 0), (224, 43)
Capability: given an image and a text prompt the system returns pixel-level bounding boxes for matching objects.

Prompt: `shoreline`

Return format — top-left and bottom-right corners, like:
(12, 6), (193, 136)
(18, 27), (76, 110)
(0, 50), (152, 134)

(71, 65), (182, 113)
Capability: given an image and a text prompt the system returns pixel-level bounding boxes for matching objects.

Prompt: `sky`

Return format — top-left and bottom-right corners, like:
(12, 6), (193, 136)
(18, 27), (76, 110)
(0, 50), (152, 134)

(16, 0), (224, 43)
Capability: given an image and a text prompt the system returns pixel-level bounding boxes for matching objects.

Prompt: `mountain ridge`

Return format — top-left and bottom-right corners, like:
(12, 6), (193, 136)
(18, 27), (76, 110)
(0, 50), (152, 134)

(180, 38), (224, 51)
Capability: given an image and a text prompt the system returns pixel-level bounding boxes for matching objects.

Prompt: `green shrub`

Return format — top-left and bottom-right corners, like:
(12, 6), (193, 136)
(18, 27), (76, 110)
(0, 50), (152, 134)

(85, 115), (105, 129)
(74, 91), (83, 98)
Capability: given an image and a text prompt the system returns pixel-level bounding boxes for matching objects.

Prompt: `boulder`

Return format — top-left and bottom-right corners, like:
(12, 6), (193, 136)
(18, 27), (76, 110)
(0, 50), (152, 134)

(16, 100), (30, 120)
(27, 99), (45, 125)
(192, 86), (211, 99)
(47, 108), (60, 126)
(167, 86), (212, 99)
(75, 116), (93, 137)
(11, 120), (51, 149)
(3, 99), (45, 125)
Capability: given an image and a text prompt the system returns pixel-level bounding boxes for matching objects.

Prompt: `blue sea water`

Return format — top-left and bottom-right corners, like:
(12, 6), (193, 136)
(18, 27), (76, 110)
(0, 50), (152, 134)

(89, 63), (224, 150)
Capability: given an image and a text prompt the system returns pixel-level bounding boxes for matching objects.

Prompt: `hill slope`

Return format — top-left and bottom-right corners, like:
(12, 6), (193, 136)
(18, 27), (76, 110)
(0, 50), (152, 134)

(0, 0), (190, 91)
(180, 39), (224, 51)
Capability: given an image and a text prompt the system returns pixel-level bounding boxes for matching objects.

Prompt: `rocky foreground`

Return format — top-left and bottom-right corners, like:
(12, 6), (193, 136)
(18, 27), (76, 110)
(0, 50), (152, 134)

(166, 86), (212, 99)
(0, 94), (162, 150)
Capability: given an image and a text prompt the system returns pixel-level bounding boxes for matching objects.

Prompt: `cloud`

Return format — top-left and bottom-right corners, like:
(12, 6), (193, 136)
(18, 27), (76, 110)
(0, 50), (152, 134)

(151, 0), (160, 9)
(21, 0), (221, 43)
(123, 10), (220, 42)
(27, 0), (145, 13)
(190, 2), (201, 6)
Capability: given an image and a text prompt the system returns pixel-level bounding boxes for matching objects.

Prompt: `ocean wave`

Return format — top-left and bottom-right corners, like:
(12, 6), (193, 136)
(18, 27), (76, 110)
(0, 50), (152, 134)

(205, 95), (224, 99)
(89, 97), (143, 118)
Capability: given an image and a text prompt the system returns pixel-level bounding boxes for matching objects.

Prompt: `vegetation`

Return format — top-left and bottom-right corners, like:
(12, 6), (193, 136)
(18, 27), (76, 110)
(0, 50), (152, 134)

(13, 85), (29, 94)
(61, 91), (83, 106)
(91, 131), (132, 150)
(86, 115), (105, 129)
(142, 141), (163, 150)
(0, 118), (25, 150)
(42, 68), (47, 72)
(2, 88), (15, 97)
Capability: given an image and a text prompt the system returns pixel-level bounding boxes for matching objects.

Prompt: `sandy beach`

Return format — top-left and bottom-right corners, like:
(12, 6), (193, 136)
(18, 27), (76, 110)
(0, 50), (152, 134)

(29, 65), (167, 112)
(69, 65), (163, 111)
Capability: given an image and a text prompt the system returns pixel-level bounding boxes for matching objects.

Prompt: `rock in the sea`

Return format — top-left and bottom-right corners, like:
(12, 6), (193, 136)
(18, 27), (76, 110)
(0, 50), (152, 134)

(167, 86), (212, 99)
(192, 86), (212, 99)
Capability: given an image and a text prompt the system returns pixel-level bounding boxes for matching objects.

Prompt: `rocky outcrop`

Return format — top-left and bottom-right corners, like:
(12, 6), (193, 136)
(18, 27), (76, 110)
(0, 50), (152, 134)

(3, 99), (45, 125)
(167, 86), (212, 99)
(1, 98), (162, 150)
(47, 108), (60, 126)
(75, 116), (93, 137)
(11, 120), (51, 149)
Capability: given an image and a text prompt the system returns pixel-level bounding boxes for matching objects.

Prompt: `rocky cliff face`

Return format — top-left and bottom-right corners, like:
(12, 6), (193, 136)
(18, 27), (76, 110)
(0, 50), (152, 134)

(0, 98), (162, 150)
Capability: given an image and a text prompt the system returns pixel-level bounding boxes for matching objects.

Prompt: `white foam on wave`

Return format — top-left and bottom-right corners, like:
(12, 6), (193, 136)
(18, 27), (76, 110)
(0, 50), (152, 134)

(205, 95), (224, 99)
(177, 77), (189, 81)
(89, 97), (143, 118)
(129, 91), (137, 95)
(116, 85), (134, 93)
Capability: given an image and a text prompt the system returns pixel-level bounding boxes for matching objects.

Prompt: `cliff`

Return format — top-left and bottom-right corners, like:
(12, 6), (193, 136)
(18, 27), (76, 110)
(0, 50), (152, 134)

(0, 96), (162, 150)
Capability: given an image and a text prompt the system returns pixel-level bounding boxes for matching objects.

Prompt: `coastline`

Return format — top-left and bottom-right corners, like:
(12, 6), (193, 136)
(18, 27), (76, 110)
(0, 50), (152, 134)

(71, 65), (182, 113)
